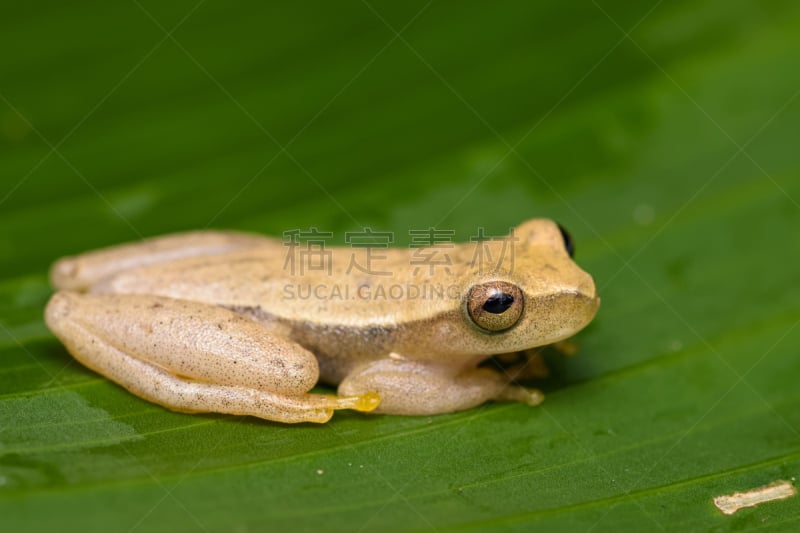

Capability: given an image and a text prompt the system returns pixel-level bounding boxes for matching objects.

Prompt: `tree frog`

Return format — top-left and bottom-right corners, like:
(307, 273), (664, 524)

(45, 219), (599, 424)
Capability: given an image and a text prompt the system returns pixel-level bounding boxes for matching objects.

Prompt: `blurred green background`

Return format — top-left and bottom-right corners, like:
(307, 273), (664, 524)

(2, 1), (800, 531)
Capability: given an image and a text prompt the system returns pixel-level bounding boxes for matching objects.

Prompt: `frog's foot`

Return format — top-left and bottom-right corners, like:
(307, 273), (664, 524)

(338, 358), (544, 416)
(292, 391), (381, 416)
(495, 385), (545, 407)
(317, 391), (382, 412)
(486, 349), (550, 381)
(45, 291), (376, 424)
(177, 389), (380, 423)
(553, 339), (579, 356)
(51, 230), (273, 291)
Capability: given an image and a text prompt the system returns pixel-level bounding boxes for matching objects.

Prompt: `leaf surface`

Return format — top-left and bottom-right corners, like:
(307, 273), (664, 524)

(1, 1), (799, 531)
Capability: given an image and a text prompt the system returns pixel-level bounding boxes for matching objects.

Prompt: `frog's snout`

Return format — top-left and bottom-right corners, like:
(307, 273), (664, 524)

(578, 272), (601, 318)
(579, 272), (598, 301)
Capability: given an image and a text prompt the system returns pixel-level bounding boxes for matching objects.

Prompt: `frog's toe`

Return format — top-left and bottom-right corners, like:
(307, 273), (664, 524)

(497, 385), (545, 407)
(350, 391), (381, 412)
(521, 388), (545, 406)
(312, 392), (381, 413)
(303, 408), (334, 424)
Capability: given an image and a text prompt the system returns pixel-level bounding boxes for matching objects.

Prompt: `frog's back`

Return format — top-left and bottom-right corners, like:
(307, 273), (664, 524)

(91, 243), (475, 327)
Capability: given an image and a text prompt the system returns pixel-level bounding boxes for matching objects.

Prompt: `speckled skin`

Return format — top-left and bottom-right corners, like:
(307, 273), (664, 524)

(45, 219), (599, 423)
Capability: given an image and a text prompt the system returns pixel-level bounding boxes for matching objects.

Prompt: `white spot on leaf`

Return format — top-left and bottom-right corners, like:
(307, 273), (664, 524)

(713, 480), (796, 515)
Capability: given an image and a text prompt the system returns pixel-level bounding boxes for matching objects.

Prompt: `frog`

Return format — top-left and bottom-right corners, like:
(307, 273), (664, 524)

(44, 218), (599, 424)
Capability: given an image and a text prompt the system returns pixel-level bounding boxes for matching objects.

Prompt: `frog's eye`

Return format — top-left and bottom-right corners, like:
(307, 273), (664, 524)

(466, 281), (524, 332)
(557, 223), (575, 257)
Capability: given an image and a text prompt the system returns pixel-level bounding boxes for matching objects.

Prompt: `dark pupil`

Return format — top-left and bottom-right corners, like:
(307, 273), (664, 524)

(482, 293), (514, 314)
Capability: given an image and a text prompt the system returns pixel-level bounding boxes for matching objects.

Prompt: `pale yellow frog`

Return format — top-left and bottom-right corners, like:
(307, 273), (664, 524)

(45, 219), (599, 424)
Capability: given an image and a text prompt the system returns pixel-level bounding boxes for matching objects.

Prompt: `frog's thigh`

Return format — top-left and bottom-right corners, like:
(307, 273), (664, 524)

(45, 292), (378, 423)
(338, 359), (543, 416)
(51, 230), (272, 290)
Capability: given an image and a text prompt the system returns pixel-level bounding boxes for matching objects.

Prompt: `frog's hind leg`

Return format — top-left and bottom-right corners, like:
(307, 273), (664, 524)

(45, 291), (379, 424)
(51, 230), (275, 291)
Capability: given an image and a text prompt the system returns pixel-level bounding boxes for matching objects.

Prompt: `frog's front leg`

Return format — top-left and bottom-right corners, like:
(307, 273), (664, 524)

(488, 349), (550, 381)
(338, 358), (543, 416)
(45, 292), (379, 423)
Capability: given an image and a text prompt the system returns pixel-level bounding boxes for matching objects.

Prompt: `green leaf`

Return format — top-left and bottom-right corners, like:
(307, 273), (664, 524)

(2, 1), (799, 531)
